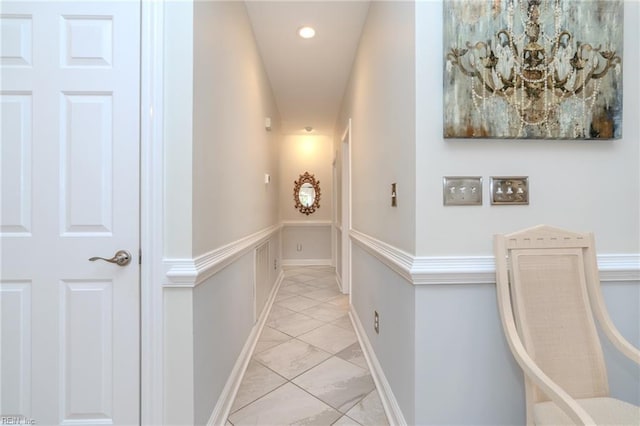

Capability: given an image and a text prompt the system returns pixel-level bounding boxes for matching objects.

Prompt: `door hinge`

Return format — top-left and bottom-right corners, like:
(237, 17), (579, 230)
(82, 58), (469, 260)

(138, 249), (142, 265)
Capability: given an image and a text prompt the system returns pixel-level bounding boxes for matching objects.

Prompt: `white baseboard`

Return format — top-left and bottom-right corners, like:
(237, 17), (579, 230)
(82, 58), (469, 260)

(281, 258), (332, 267)
(207, 269), (284, 425)
(349, 308), (407, 426)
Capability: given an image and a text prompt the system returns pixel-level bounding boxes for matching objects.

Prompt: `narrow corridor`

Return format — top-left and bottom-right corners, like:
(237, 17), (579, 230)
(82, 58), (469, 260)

(226, 266), (389, 425)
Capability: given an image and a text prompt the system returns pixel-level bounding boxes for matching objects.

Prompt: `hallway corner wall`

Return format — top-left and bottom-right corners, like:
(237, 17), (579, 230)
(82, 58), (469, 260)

(162, 1), (283, 424)
(336, 1), (418, 423)
(337, 2), (416, 255)
(412, 1), (640, 424)
(163, 0), (194, 259)
(280, 134), (333, 266)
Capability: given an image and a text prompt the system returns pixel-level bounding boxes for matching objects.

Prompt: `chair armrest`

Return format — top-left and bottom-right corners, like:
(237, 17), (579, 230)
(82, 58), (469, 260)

(589, 282), (640, 364)
(584, 237), (640, 365)
(494, 241), (596, 425)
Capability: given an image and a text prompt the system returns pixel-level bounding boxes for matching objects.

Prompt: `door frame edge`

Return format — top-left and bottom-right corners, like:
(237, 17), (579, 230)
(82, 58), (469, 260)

(140, 0), (165, 424)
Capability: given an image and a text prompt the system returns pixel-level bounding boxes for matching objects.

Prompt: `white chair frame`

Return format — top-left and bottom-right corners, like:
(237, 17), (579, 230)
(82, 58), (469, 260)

(494, 225), (640, 425)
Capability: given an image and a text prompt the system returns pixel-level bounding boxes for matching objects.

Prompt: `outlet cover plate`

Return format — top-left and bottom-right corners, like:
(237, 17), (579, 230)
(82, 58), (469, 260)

(443, 176), (483, 206)
(490, 176), (529, 205)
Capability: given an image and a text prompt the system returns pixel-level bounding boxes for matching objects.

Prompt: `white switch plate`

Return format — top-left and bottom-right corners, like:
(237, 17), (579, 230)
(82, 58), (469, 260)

(443, 176), (483, 206)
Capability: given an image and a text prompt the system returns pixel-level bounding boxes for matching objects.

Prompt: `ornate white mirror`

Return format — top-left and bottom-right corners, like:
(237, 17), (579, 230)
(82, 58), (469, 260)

(294, 172), (321, 215)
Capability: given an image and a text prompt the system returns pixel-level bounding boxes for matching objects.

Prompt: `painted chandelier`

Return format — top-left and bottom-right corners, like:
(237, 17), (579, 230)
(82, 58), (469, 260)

(446, 0), (622, 138)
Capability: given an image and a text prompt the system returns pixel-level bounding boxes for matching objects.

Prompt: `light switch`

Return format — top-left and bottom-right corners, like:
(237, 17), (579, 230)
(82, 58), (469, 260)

(391, 183), (397, 207)
(443, 176), (482, 206)
(490, 176), (529, 205)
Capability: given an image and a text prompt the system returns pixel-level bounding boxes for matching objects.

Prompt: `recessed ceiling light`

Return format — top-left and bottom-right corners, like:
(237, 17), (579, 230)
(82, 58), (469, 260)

(304, 126), (313, 132)
(298, 26), (316, 39)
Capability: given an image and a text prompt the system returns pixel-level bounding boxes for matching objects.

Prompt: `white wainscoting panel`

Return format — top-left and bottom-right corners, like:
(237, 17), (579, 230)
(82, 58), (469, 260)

(281, 220), (332, 266)
(254, 241), (270, 322)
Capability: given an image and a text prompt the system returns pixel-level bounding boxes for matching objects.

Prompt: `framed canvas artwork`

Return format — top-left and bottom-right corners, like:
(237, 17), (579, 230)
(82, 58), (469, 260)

(443, 0), (623, 139)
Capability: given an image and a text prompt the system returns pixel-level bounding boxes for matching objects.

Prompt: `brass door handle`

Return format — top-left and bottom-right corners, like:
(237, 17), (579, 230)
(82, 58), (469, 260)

(89, 250), (132, 266)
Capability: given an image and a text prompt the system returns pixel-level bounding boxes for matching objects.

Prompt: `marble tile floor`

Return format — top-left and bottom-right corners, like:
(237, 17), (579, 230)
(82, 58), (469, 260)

(227, 266), (390, 426)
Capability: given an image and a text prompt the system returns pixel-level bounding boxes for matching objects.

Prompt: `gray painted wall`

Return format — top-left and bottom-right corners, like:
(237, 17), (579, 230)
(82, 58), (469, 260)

(337, 1), (417, 255)
(352, 245), (417, 425)
(336, 1), (418, 421)
(414, 281), (640, 425)
(282, 225), (332, 263)
(192, 1), (280, 257)
(193, 254), (255, 425)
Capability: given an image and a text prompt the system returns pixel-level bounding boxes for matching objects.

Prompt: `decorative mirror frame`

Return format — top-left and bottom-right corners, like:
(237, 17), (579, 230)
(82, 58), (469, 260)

(293, 172), (321, 216)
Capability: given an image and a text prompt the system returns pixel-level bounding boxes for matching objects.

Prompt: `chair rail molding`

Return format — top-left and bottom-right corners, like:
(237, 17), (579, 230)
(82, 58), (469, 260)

(350, 229), (640, 285)
(596, 254), (640, 282)
(164, 224), (282, 287)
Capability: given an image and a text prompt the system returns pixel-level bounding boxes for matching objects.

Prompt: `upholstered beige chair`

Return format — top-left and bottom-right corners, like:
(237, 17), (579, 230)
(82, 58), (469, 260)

(494, 225), (640, 425)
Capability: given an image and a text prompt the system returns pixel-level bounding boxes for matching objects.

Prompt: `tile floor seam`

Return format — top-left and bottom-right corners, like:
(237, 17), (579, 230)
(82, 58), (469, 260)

(287, 373), (369, 416)
(228, 380), (289, 415)
(227, 266), (389, 426)
(249, 354), (371, 415)
(252, 340), (331, 380)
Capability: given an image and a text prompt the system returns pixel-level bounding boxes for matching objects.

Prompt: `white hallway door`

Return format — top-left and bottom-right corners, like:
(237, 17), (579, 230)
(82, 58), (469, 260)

(1, 1), (140, 424)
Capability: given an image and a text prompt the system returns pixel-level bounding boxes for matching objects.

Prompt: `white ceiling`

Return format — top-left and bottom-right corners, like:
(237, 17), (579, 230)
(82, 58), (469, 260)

(245, 1), (371, 136)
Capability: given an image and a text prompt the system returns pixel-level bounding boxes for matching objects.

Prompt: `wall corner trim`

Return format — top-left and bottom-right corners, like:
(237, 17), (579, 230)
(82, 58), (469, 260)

(163, 224), (282, 287)
(350, 229), (640, 285)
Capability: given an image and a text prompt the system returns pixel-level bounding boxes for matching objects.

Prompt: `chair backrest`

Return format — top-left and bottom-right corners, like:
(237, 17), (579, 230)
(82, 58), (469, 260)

(497, 225), (609, 403)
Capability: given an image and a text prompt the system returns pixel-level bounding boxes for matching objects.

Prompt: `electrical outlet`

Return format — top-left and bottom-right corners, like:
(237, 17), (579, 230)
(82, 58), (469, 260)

(274, 259), (278, 270)
(374, 311), (380, 334)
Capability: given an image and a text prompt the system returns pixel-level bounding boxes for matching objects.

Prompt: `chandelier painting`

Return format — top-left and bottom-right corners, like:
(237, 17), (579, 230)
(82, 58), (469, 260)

(444, 0), (623, 139)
